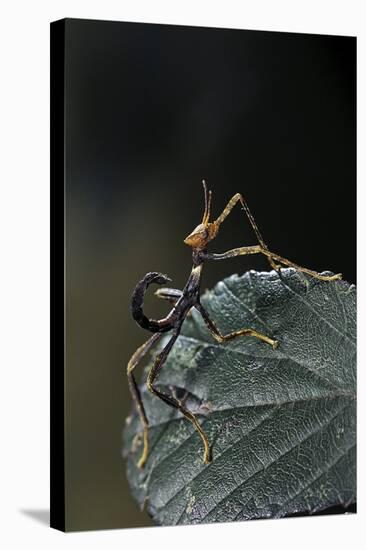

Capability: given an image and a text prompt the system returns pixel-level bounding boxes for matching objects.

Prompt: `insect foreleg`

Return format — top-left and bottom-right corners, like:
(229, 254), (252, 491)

(202, 245), (262, 261)
(203, 246), (342, 282)
(214, 193), (281, 272)
(260, 249), (342, 281)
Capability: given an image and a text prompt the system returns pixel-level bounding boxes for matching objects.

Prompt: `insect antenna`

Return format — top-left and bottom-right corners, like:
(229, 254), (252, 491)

(202, 179), (212, 225)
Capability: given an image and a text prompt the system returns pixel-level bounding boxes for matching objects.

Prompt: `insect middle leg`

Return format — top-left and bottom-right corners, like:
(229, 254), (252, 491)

(146, 320), (212, 464)
(154, 287), (183, 305)
(195, 302), (278, 349)
(127, 332), (163, 469)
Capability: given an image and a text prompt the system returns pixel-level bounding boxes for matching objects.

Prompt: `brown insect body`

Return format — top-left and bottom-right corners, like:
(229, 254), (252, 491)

(127, 180), (342, 469)
(184, 222), (218, 249)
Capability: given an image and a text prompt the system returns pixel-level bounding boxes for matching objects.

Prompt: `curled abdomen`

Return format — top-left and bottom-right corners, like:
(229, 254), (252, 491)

(131, 272), (175, 333)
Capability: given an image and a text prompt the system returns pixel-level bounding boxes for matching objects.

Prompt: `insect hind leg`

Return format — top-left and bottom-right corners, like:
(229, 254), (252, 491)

(127, 332), (162, 469)
(146, 321), (212, 464)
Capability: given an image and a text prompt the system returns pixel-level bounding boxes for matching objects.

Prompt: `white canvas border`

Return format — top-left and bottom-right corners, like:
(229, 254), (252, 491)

(0, 1), (362, 549)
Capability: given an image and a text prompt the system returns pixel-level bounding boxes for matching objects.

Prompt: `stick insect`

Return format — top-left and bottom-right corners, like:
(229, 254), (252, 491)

(127, 180), (341, 469)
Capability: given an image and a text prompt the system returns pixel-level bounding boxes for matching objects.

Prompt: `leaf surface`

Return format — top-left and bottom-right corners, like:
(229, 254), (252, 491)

(122, 268), (356, 525)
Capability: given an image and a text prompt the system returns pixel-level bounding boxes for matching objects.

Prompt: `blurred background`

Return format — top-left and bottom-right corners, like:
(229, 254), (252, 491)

(64, 18), (355, 531)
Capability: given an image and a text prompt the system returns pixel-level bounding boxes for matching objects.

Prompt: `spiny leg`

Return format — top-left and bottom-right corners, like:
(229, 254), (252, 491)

(260, 249), (342, 281)
(195, 302), (278, 349)
(203, 245), (342, 282)
(127, 332), (163, 469)
(214, 192), (281, 272)
(146, 321), (212, 464)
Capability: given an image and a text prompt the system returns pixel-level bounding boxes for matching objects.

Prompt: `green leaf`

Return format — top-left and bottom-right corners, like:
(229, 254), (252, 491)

(122, 268), (356, 525)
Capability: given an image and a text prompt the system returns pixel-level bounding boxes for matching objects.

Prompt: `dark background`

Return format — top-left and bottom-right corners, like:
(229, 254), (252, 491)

(63, 18), (356, 531)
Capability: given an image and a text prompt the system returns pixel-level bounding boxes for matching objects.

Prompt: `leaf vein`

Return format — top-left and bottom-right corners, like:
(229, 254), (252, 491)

(198, 401), (352, 523)
(280, 278), (356, 348)
(275, 442), (356, 517)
